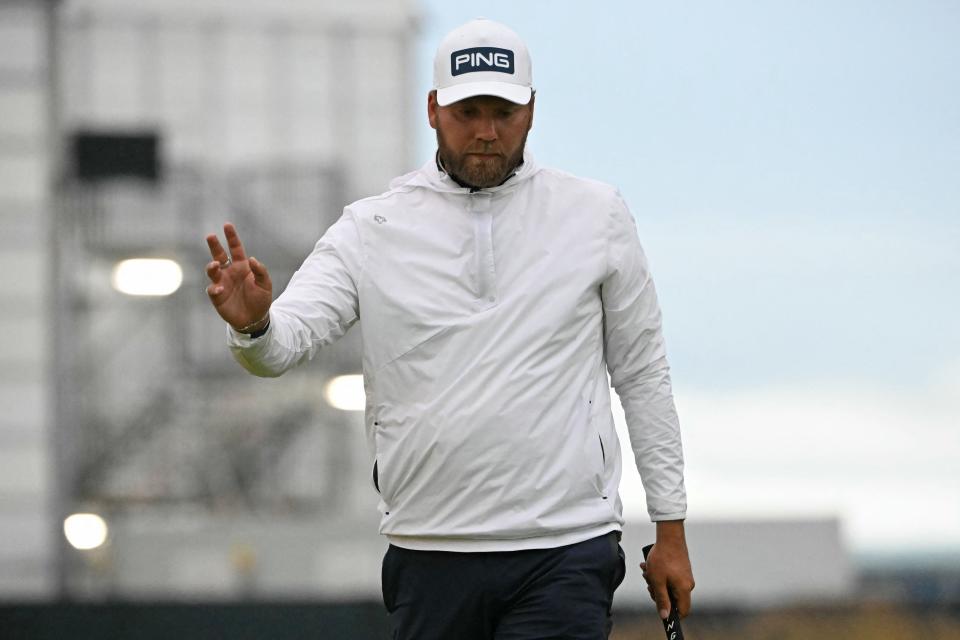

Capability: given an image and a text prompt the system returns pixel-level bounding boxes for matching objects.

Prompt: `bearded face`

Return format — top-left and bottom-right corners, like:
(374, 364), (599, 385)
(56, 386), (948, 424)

(429, 93), (534, 189)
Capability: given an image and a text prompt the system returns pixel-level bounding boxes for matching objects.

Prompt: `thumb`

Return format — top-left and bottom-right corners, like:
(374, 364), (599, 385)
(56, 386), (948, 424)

(653, 584), (671, 620)
(249, 257), (271, 287)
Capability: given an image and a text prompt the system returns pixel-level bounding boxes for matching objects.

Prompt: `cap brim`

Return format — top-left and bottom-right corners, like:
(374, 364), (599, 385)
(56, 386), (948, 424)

(436, 82), (532, 106)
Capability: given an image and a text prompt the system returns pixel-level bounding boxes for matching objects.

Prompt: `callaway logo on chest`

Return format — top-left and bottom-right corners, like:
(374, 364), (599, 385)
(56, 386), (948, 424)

(450, 47), (515, 76)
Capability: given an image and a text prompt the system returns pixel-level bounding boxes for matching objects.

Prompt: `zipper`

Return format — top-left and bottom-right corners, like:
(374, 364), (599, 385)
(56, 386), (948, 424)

(598, 434), (609, 500)
(469, 192), (496, 304)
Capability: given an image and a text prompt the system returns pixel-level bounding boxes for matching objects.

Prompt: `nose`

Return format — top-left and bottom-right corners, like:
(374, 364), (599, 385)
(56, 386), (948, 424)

(475, 116), (497, 142)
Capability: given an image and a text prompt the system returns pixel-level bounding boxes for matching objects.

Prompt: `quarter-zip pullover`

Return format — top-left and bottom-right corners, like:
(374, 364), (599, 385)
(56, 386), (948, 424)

(228, 151), (687, 552)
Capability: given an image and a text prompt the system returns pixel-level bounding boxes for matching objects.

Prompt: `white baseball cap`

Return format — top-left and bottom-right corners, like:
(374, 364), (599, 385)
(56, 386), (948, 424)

(433, 18), (533, 106)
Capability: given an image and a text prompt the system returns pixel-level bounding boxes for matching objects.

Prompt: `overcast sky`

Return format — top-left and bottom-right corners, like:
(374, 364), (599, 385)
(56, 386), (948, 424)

(415, 0), (960, 557)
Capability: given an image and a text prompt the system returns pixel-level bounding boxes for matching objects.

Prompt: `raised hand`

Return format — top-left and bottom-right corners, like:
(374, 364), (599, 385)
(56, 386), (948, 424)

(205, 222), (273, 333)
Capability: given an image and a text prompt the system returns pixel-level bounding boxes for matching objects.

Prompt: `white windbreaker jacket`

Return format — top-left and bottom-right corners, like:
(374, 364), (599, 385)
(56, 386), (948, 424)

(228, 151), (686, 552)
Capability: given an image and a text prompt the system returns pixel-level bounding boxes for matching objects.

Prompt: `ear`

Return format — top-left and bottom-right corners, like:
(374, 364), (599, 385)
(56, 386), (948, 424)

(526, 93), (536, 131)
(428, 91), (439, 130)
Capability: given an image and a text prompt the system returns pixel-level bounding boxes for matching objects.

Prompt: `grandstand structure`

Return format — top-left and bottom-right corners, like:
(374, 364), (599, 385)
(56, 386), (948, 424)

(1, 0), (418, 599)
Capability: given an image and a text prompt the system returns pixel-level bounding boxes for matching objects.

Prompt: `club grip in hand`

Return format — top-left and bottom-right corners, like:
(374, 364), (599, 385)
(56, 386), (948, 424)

(642, 543), (685, 640)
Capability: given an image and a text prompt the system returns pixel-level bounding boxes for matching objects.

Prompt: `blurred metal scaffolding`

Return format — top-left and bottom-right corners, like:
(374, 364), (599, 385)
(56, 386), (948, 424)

(36, 0), (419, 598)
(56, 163), (354, 511)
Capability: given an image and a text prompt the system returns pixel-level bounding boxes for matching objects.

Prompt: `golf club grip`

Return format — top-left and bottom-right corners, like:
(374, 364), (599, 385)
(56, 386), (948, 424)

(642, 543), (685, 640)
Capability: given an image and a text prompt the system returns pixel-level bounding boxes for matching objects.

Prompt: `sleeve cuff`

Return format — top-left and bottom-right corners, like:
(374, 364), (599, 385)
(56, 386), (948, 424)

(226, 322), (272, 348)
(650, 511), (687, 522)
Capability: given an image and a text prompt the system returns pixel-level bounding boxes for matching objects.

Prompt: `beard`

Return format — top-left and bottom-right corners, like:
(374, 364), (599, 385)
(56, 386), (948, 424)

(436, 127), (529, 189)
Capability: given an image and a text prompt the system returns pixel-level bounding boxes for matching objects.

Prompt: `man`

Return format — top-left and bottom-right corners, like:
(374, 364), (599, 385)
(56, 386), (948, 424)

(205, 18), (693, 639)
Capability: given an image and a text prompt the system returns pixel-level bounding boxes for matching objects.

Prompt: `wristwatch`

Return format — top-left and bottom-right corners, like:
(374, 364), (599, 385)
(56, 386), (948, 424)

(247, 320), (270, 339)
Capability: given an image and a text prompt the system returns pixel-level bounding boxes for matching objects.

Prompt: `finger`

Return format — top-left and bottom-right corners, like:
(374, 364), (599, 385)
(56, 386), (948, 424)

(206, 233), (229, 265)
(249, 257), (271, 288)
(206, 260), (223, 283)
(672, 583), (692, 618)
(206, 282), (224, 298)
(223, 222), (247, 264)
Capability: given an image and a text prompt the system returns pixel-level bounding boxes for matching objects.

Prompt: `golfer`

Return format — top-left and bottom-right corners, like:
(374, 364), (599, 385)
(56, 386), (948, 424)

(205, 18), (694, 639)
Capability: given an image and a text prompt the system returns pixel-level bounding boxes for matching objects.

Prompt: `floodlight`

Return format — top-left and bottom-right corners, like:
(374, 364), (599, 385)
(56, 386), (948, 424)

(324, 374), (365, 411)
(111, 258), (183, 296)
(64, 513), (108, 550)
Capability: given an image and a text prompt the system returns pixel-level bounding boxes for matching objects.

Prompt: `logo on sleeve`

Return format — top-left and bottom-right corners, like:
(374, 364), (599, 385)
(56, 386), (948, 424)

(450, 47), (514, 76)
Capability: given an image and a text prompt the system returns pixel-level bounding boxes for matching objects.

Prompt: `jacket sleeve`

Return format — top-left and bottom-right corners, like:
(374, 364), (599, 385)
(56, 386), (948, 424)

(227, 210), (362, 377)
(601, 192), (687, 521)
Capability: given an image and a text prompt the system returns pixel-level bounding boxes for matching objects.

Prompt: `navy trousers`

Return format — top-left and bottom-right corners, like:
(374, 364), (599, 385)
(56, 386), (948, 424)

(381, 532), (627, 640)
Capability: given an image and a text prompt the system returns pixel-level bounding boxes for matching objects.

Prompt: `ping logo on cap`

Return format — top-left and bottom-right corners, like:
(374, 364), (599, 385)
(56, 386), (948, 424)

(450, 47), (514, 76)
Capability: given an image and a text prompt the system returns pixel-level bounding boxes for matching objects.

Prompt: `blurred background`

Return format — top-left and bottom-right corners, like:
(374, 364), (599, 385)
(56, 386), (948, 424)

(1, 0), (957, 638)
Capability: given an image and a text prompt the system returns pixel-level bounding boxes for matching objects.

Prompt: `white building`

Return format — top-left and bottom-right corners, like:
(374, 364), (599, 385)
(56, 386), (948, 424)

(1, 0), (419, 600)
